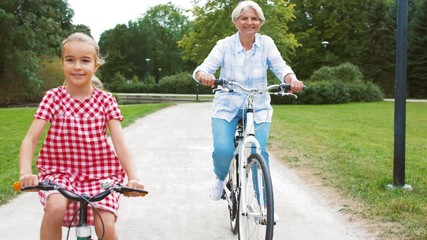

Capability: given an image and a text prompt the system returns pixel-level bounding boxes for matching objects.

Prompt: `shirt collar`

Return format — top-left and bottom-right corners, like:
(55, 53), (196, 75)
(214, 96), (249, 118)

(233, 32), (261, 53)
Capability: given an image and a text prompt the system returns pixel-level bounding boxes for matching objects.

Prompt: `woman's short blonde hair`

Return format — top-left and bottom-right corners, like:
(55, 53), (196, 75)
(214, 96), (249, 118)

(231, 0), (265, 25)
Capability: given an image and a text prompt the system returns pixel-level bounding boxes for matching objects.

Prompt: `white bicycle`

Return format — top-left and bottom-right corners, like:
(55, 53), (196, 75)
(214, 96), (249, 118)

(213, 79), (301, 240)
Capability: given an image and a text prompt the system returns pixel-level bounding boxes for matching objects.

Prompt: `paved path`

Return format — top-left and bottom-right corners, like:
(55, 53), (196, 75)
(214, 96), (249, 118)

(0, 103), (375, 239)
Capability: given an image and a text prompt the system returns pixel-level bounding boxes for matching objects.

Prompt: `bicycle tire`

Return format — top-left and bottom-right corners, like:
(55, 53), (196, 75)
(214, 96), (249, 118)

(238, 153), (274, 240)
(227, 158), (239, 234)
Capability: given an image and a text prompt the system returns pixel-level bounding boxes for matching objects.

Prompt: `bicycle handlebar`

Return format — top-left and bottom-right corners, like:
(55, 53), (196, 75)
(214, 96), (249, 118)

(211, 79), (305, 98)
(13, 180), (148, 202)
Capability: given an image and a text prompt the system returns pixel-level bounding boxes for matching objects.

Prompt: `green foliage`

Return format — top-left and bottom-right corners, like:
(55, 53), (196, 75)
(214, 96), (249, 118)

(39, 57), (64, 90)
(144, 75), (156, 85)
(272, 62), (383, 104)
(0, 0), (74, 103)
(310, 62), (364, 82)
(408, 0), (427, 98)
(99, 3), (192, 83)
(179, 0), (298, 64)
(299, 80), (351, 104)
(158, 72), (194, 94)
(346, 81), (384, 102)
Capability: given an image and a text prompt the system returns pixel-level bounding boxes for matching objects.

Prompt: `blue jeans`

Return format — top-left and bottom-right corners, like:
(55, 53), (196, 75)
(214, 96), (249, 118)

(211, 111), (271, 181)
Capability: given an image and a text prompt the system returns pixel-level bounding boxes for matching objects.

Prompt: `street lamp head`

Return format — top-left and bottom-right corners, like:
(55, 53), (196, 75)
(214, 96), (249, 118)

(145, 58), (150, 63)
(321, 41), (329, 48)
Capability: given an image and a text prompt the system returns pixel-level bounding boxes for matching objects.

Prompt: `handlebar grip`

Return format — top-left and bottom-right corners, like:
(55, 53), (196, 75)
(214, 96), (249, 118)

(12, 180), (57, 192)
(215, 79), (225, 86)
(119, 186), (148, 197)
(13, 182), (39, 191)
(13, 182), (21, 191)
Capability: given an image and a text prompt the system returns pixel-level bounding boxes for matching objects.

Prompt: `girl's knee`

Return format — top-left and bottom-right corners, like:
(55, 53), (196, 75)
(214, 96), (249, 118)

(44, 194), (68, 218)
(94, 210), (118, 240)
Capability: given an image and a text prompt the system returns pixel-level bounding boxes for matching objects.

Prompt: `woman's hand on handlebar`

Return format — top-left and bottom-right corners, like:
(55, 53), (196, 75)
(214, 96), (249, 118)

(290, 80), (304, 93)
(196, 71), (216, 87)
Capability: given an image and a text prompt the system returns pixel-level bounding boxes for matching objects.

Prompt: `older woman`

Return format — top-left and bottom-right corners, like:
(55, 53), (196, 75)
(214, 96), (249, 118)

(194, 0), (303, 201)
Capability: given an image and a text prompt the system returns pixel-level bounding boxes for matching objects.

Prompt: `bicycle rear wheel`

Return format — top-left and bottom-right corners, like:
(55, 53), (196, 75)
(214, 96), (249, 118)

(238, 153), (274, 240)
(227, 158), (239, 234)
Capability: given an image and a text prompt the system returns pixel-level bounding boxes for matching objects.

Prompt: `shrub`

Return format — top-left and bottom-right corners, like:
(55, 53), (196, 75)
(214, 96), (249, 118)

(298, 80), (351, 104)
(310, 62), (364, 83)
(347, 81), (384, 102)
(158, 72), (212, 94)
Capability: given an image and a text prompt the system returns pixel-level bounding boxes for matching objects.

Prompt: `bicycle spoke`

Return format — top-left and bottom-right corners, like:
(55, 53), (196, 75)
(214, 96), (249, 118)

(238, 153), (274, 240)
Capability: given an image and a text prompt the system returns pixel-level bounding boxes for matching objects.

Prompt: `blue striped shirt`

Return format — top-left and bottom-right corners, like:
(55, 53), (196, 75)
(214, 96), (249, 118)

(193, 32), (295, 123)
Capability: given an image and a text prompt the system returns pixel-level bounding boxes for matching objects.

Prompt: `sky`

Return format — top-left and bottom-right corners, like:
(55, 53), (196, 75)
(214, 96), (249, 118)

(67, 0), (195, 42)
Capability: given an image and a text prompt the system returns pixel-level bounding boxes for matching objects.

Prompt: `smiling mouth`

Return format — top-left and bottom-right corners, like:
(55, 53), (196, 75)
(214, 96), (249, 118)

(72, 73), (85, 77)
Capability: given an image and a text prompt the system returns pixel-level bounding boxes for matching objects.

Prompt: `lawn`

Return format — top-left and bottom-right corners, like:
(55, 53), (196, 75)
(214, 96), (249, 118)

(269, 101), (426, 240)
(0, 103), (171, 204)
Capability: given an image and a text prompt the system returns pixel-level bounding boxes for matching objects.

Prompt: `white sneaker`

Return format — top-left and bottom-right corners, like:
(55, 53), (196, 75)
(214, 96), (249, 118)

(209, 178), (224, 201)
(261, 211), (279, 224)
(274, 213), (280, 223)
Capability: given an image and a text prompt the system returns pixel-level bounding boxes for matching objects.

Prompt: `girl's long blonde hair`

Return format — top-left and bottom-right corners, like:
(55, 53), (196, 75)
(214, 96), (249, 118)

(61, 32), (105, 89)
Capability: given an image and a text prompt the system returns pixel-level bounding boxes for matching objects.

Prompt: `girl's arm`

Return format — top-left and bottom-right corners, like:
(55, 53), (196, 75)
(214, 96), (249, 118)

(19, 119), (47, 187)
(107, 119), (145, 191)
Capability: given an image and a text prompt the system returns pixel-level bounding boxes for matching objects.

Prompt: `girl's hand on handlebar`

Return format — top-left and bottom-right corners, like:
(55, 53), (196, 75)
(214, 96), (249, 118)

(19, 174), (39, 191)
(125, 179), (145, 197)
(197, 71), (216, 88)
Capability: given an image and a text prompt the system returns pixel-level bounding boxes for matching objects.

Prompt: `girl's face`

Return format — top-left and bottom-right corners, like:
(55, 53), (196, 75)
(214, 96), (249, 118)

(235, 8), (262, 37)
(62, 41), (99, 88)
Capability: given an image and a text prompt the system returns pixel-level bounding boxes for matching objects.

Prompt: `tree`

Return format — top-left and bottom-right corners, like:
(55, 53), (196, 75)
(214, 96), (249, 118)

(408, 0), (427, 97)
(179, 0), (298, 65)
(0, 0), (73, 103)
(99, 3), (191, 83)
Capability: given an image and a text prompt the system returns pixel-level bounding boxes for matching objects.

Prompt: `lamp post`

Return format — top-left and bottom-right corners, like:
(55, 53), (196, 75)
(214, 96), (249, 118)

(321, 41), (329, 48)
(145, 58), (151, 80)
(157, 68), (162, 82)
(321, 41), (329, 65)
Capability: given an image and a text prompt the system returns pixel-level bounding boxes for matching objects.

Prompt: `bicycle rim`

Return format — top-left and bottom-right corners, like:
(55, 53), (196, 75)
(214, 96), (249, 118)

(238, 153), (274, 240)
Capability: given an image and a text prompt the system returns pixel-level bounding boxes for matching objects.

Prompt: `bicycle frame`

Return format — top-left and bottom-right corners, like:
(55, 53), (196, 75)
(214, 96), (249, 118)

(218, 79), (300, 239)
(234, 93), (264, 219)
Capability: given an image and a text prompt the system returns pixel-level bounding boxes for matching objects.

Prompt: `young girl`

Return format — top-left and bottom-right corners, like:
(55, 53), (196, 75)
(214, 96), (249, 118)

(18, 32), (144, 240)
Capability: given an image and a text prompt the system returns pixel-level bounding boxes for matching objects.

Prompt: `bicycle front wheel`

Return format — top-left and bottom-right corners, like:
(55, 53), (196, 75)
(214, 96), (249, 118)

(238, 153), (274, 240)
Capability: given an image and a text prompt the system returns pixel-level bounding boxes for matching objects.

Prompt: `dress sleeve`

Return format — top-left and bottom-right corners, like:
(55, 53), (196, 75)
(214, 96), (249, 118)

(105, 94), (124, 121)
(34, 90), (56, 122)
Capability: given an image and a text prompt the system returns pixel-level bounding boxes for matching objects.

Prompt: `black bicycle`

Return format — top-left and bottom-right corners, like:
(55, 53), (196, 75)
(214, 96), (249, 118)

(13, 179), (148, 240)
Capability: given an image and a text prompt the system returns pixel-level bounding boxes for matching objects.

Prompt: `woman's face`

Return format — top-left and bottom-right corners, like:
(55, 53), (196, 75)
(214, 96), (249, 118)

(62, 41), (98, 88)
(235, 8), (262, 37)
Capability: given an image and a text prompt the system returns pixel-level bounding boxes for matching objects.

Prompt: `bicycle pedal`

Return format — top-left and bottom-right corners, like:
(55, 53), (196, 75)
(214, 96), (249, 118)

(221, 190), (226, 200)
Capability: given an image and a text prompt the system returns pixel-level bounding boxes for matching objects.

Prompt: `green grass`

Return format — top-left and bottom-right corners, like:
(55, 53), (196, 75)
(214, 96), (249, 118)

(0, 103), (171, 204)
(1, 101), (425, 239)
(270, 101), (426, 240)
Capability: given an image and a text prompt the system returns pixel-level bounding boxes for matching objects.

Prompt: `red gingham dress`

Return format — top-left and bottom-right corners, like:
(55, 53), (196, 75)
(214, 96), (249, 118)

(35, 86), (125, 227)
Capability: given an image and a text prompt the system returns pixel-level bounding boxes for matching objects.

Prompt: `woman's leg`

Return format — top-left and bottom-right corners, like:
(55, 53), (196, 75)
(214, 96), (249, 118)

(40, 193), (69, 240)
(211, 117), (240, 180)
(254, 122), (271, 166)
(94, 210), (118, 240)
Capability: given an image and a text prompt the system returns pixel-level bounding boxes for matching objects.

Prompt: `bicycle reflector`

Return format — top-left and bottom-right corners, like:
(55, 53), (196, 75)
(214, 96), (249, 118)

(12, 182), (21, 191)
